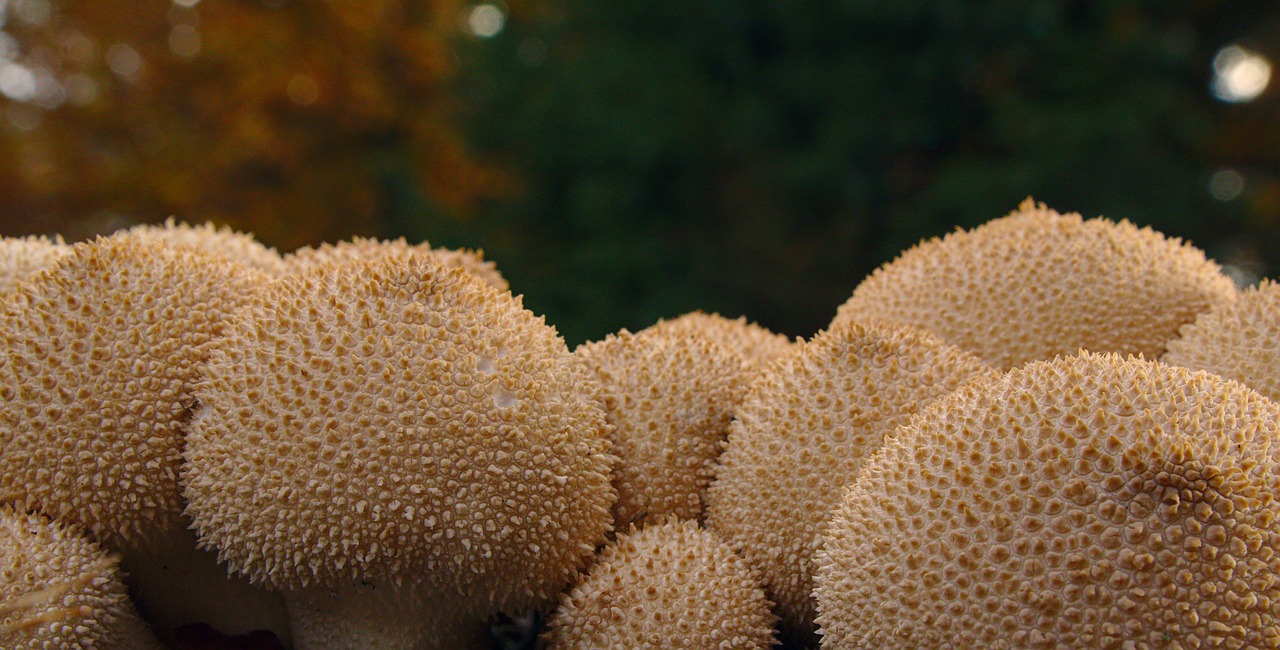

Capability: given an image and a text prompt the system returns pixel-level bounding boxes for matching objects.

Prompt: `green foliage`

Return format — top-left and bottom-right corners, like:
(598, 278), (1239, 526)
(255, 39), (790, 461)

(448, 0), (1278, 346)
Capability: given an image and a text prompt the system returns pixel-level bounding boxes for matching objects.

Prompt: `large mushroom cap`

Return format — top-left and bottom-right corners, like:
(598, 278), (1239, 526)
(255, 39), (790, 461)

(575, 318), (753, 528)
(832, 199), (1239, 369)
(183, 256), (615, 618)
(125, 218), (287, 275)
(0, 235), (70, 294)
(705, 319), (995, 640)
(545, 518), (777, 650)
(284, 236), (508, 291)
(0, 233), (264, 547)
(654, 311), (793, 369)
(1165, 278), (1280, 402)
(814, 352), (1280, 648)
(1, 507), (163, 650)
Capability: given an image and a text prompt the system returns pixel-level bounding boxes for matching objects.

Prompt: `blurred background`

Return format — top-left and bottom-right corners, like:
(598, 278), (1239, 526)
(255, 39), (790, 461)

(0, 0), (1275, 346)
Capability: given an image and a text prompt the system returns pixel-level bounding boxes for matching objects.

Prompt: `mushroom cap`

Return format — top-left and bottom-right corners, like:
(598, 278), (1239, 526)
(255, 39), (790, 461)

(545, 518), (777, 650)
(831, 199), (1239, 369)
(125, 218), (287, 275)
(814, 352), (1280, 648)
(1165, 278), (1280, 402)
(182, 256), (615, 616)
(284, 236), (508, 291)
(705, 319), (995, 639)
(0, 235), (70, 295)
(575, 319), (754, 528)
(0, 234), (264, 547)
(1, 507), (163, 650)
(653, 311), (793, 369)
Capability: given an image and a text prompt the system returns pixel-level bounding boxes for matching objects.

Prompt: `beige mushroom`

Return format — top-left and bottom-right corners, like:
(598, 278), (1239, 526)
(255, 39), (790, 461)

(1164, 277), (1280, 402)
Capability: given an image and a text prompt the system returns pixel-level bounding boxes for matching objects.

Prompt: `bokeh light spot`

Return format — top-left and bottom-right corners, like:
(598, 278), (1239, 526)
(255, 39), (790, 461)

(169, 24), (200, 57)
(0, 62), (35, 101)
(1212, 45), (1271, 103)
(1209, 169), (1245, 202)
(466, 4), (505, 38)
(106, 43), (143, 81)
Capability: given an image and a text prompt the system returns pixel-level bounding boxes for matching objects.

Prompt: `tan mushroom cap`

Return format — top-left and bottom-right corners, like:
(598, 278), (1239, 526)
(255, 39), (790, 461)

(545, 518), (777, 650)
(182, 256), (615, 619)
(284, 236), (508, 291)
(814, 352), (1280, 648)
(705, 319), (996, 640)
(0, 234), (264, 548)
(1, 507), (164, 650)
(125, 218), (288, 275)
(831, 199), (1239, 369)
(1165, 278), (1280, 402)
(0, 235), (70, 294)
(654, 311), (793, 369)
(575, 319), (754, 528)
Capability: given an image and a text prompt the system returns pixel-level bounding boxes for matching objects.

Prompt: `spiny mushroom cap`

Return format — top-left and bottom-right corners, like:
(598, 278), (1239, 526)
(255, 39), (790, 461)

(1165, 278), (1280, 403)
(1, 507), (163, 650)
(182, 256), (615, 615)
(284, 236), (508, 291)
(653, 311), (793, 369)
(831, 199), (1239, 369)
(0, 235), (70, 295)
(575, 321), (753, 528)
(0, 234), (264, 548)
(814, 352), (1280, 649)
(545, 518), (777, 650)
(125, 218), (287, 275)
(705, 319), (996, 638)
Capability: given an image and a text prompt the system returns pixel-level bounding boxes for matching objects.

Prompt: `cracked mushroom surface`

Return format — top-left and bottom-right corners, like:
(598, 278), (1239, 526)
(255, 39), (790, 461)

(545, 518), (777, 650)
(1, 507), (164, 650)
(575, 319), (754, 528)
(182, 255), (615, 637)
(705, 319), (996, 641)
(814, 352), (1280, 648)
(832, 199), (1239, 369)
(1164, 278), (1280, 403)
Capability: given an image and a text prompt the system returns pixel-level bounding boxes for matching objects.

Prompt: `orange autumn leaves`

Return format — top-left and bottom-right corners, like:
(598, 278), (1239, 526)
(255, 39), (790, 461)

(0, 0), (506, 249)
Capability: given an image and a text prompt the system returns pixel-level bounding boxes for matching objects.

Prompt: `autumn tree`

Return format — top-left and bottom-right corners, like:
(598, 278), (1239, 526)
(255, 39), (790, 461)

(0, 0), (503, 250)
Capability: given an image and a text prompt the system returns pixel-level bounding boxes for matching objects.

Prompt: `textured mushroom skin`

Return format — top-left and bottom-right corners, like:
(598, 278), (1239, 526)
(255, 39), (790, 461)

(1165, 278), (1280, 403)
(575, 320), (752, 528)
(1, 507), (164, 650)
(183, 257), (615, 620)
(125, 218), (288, 275)
(0, 235), (70, 295)
(545, 518), (777, 650)
(284, 236), (508, 291)
(705, 319), (995, 639)
(832, 199), (1239, 369)
(0, 235), (264, 547)
(814, 352), (1280, 648)
(653, 311), (793, 369)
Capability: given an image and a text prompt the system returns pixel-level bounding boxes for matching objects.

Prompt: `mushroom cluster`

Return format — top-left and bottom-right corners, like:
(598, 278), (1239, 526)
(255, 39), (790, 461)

(1, 201), (1277, 649)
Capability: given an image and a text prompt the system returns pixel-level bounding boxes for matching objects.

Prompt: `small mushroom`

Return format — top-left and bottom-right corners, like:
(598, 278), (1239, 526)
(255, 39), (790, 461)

(1164, 277), (1280, 401)
(832, 199), (1239, 369)
(284, 236), (508, 290)
(1, 506), (164, 650)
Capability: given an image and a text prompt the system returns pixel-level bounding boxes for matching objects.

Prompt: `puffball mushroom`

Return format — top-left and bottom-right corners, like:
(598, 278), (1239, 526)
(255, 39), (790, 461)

(1164, 278), (1280, 402)
(814, 351), (1280, 648)
(654, 311), (793, 370)
(575, 317), (754, 528)
(284, 236), (508, 291)
(705, 319), (995, 642)
(0, 233), (289, 642)
(182, 255), (616, 649)
(544, 518), (777, 650)
(0, 235), (70, 294)
(125, 217), (288, 275)
(1, 507), (164, 650)
(831, 198), (1239, 369)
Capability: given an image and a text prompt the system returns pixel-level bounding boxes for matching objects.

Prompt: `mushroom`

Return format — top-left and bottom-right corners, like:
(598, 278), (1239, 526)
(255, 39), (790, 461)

(831, 199), (1239, 369)
(0, 232), (289, 642)
(125, 217), (288, 276)
(652, 311), (794, 370)
(181, 255), (615, 649)
(0, 234), (70, 294)
(1, 506), (164, 650)
(704, 318), (995, 643)
(545, 518), (777, 649)
(284, 236), (508, 291)
(575, 317), (754, 528)
(1164, 278), (1280, 402)
(814, 351), (1280, 647)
